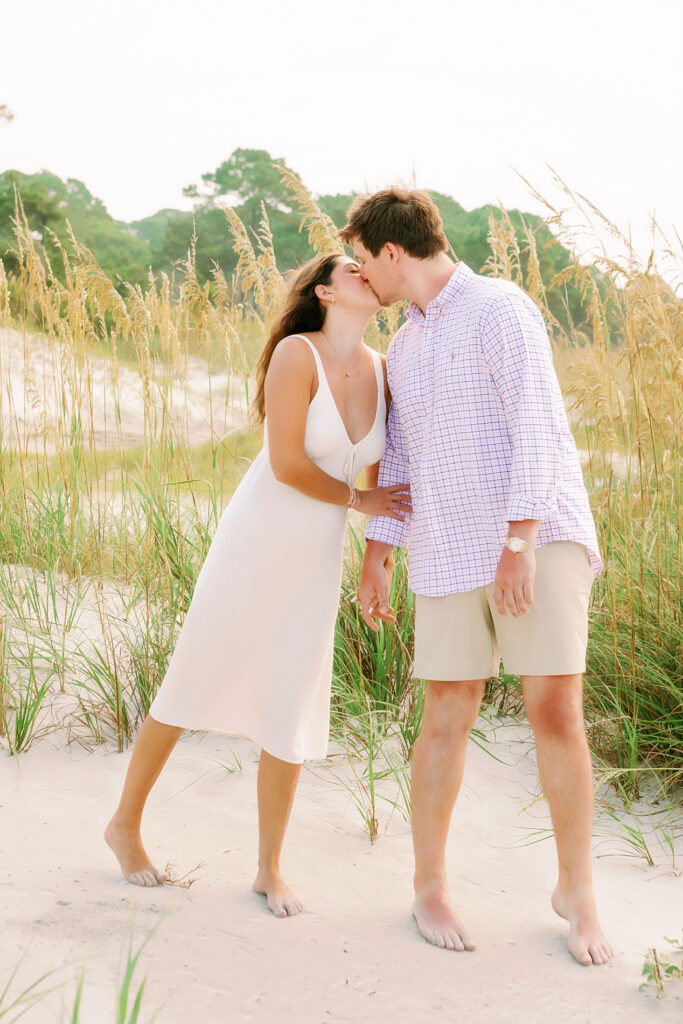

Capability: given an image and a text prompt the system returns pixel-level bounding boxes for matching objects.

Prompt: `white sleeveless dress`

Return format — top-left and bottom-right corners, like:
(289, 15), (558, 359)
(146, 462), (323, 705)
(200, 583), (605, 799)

(149, 336), (386, 764)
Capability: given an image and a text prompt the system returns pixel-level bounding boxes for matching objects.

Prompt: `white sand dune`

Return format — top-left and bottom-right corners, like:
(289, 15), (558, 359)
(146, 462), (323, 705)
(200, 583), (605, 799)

(1, 725), (681, 1023)
(576, 448), (638, 482)
(0, 327), (250, 451)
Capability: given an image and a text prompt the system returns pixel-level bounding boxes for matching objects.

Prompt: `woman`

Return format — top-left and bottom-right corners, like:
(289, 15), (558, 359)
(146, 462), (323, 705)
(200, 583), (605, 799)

(105, 253), (411, 917)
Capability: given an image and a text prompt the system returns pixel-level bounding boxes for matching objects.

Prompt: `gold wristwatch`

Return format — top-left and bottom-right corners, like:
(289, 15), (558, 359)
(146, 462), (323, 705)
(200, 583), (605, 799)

(504, 536), (535, 553)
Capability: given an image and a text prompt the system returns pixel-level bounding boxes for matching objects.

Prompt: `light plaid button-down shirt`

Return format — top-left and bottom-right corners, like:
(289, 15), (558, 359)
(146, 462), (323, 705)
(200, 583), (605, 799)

(365, 262), (602, 596)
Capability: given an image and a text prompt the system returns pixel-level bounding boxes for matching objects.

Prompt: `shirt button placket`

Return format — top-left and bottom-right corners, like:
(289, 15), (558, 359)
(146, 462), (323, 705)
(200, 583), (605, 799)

(421, 308), (439, 551)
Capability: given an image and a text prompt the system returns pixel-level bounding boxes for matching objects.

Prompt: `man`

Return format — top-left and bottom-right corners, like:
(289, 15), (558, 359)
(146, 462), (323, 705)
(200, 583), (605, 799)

(339, 188), (613, 967)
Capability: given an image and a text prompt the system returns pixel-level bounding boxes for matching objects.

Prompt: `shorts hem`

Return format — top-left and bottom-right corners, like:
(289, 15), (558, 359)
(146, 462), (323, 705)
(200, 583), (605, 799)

(412, 664), (500, 682)
(500, 661), (587, 677)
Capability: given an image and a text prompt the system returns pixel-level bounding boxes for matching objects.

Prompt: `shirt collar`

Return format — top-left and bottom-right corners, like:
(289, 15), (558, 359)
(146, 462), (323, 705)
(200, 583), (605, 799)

(405, 261), (475, 324)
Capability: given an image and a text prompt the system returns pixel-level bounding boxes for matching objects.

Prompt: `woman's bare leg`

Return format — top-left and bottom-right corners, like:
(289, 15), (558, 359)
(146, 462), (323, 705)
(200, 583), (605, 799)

(252, 749), (303, 917)
(104, 713), (182, 886)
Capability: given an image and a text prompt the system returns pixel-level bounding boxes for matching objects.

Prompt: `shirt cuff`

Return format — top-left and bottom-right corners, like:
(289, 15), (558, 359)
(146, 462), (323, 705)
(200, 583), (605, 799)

(506, 495), (559, 522)
(365, 513), (409, 549)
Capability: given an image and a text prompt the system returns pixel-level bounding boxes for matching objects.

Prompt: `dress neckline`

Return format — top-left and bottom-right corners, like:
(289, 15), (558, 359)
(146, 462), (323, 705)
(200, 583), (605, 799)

(294, 335), (383, 448)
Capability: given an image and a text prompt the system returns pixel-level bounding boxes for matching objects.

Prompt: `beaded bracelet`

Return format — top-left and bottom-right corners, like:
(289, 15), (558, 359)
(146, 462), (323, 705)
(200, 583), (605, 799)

(344, 485), (358, 509)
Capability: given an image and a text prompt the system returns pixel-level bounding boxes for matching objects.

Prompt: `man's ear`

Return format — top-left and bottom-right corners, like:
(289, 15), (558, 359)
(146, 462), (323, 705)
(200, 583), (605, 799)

(385, 242), (402, 263)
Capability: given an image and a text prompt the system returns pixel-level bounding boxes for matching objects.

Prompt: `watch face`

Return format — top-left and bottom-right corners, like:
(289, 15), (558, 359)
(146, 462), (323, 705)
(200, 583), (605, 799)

(508, 537), (524, 552)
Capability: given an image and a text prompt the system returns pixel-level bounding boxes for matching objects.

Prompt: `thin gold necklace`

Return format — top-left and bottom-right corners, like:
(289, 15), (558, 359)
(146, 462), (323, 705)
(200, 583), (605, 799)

(319, 329), (363, 378)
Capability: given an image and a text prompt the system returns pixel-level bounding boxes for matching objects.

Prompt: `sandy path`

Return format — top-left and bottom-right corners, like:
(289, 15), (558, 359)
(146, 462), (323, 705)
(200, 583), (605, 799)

(2, 726), (680, 1023)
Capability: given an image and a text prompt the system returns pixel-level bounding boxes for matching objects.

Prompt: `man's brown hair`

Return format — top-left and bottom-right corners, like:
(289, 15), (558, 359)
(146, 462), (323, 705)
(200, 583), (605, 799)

(339, 187), (448, 259)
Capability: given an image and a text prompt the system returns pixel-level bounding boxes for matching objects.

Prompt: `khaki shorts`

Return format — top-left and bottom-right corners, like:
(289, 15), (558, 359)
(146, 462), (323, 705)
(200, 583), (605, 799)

(413, 541), (594, 680)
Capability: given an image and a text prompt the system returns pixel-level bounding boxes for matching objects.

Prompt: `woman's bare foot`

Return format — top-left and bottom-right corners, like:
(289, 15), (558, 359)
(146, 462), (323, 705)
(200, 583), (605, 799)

(253, 870), (303, 918)
(552, 885), (613, 965)
(412, 884), (476, 951)
(104, 818), (168, 887)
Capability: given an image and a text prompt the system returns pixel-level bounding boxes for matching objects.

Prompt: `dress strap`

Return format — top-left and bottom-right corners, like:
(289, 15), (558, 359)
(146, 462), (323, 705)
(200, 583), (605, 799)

(289, 333), (322, 368)
(370, 348), (386, 411)
(370, 348), (382, 387)
(289, 333), (327, 392)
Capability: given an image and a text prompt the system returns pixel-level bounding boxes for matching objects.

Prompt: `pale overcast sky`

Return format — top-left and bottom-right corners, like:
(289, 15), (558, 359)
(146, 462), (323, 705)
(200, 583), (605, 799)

(1, 0), (681, 263)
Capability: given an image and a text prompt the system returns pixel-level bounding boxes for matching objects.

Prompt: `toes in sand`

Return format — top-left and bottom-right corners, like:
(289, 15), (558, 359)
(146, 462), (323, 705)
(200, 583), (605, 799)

(104, 819), (168, 887)
(552, 886), (613, 966)
(253, 872), (303, 918)
(412, 886), (475, 953)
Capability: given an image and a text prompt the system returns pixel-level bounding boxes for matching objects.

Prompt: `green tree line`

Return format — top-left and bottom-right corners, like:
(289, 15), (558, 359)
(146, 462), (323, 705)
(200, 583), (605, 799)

(0, 147), (587, 330)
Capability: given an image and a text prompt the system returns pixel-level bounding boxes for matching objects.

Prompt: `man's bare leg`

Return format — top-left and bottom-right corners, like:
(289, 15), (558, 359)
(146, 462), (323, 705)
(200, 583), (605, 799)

(523, 674), (613, 966)
(105, 713), (182, 886)
(411, 679), (485, 951)
(252, 749), (303, 918)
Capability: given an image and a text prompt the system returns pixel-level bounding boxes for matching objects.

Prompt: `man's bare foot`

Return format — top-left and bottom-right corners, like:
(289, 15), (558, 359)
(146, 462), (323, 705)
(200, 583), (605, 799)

(252, 870), (303, 918)
(413, 885), (476, 951)
(104, 818), (168, 887)
(552, 885), (613, 965)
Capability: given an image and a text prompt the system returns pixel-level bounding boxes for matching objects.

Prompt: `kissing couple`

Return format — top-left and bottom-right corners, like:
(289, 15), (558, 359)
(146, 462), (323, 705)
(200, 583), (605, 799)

(105, 187), (613, 967)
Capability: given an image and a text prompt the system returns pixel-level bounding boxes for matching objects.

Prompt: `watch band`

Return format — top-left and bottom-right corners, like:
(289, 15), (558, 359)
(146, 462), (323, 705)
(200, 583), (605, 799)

(504, 536), (536, 553)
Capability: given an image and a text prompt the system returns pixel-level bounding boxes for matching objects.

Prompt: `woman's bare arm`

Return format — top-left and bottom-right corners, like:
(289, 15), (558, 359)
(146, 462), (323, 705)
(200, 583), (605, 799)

(364, 461), (380, 488)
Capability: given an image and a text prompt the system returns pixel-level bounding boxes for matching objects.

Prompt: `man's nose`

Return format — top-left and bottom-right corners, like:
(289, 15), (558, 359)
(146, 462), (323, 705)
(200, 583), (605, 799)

(359, 268), (368, 281)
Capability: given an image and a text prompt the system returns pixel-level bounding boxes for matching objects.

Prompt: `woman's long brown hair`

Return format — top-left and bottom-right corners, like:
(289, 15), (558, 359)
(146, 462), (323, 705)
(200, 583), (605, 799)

(253, 253), (341, 423)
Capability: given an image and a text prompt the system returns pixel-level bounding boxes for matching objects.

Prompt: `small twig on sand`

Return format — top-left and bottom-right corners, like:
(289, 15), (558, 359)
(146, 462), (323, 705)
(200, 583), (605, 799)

(163, 862), (204, 888)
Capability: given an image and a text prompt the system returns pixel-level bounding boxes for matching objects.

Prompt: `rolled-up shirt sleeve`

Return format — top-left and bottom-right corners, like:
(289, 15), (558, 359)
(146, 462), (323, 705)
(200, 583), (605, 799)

(481, 290), (565, 522)
(365, 361), (412, 549)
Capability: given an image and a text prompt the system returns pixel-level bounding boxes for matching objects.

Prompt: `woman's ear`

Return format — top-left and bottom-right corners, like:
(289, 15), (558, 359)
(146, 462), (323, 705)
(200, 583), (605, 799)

(314, 284), (335, 303)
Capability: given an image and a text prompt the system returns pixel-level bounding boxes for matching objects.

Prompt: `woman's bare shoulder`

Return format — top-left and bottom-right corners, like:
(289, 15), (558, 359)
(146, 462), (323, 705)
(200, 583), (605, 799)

(266, 335), (318, 403)
(269, 333), (316, 367)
